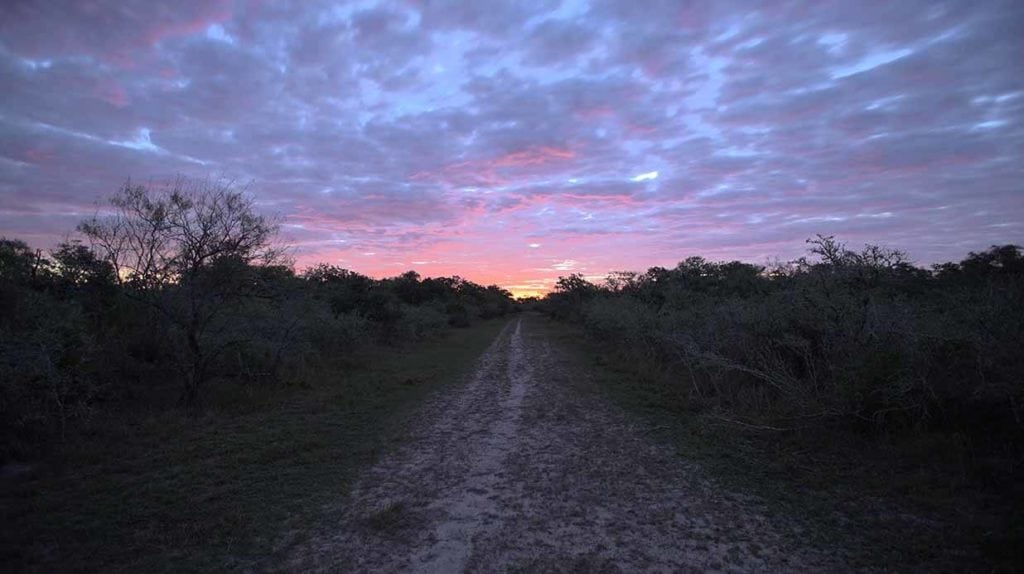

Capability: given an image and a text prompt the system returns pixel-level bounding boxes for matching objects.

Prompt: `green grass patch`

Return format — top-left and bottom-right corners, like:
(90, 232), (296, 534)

(1, 319), (509, 572)
(535, 316), (1023, 572)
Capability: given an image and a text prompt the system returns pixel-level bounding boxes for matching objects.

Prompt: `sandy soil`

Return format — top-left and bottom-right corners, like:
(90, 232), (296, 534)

(278, 317), (847, 573)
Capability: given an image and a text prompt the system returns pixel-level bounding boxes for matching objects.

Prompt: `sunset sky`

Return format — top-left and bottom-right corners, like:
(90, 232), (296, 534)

(1, 1), (1021, 297)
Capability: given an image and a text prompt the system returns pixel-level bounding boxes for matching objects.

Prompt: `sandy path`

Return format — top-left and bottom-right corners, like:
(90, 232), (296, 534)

(280, 316), (845, 573)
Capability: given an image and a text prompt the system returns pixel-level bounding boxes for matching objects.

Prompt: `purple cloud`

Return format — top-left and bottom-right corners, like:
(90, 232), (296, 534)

(1, 0), (1022, 296)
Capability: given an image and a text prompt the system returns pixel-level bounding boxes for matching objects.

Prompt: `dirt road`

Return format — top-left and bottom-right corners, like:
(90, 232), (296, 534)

(281, 317), (844, 572)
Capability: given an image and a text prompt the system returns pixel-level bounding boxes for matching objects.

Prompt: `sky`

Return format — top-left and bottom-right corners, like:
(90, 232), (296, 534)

(1, 1), (1022, 297)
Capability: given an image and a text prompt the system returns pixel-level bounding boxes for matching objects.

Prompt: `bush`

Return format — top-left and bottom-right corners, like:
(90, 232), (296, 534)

(546, 240), (1024, 437)
(0, 292), (100, 460)
(400, 303), (449, 340)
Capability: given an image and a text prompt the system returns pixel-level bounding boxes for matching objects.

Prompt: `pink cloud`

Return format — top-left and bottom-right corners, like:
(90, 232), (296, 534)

(0, 1), (232, 67)
(1, 0), (1021, 297)
(409, 146), (576, 188)
(93, 79), (129, 107)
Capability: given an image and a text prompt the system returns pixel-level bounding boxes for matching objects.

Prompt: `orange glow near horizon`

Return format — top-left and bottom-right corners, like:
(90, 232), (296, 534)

(290, 248), (563, 298)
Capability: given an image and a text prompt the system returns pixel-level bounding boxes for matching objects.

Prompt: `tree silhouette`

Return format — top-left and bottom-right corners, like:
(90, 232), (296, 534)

(79, 177), (284, 406)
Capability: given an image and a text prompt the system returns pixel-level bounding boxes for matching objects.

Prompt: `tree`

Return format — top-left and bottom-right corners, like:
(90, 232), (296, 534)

(555, 273), (598, 296)
(960, 244), (1024, 279)
(545, 273), (599, 320)
(604, 271), (640, 293)
(51, 240), (115, 290)
(78, 177), (285, 406)
(302, 264), (374, 316)
(0, 238), (47, 285)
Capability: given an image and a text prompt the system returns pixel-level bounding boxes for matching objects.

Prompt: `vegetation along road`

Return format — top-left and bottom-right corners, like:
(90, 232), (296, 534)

(278, 316), (843, 572)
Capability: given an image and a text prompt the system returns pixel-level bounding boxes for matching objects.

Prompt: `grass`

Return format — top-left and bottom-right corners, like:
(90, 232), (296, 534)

(1, 318), (509, 572)
(535, 316), (1024, 572)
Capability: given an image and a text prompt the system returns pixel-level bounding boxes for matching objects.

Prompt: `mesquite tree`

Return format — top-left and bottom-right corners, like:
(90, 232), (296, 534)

(79, 177), (285, 406)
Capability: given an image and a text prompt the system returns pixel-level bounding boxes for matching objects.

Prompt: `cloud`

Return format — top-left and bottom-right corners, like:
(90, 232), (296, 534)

(631, 171), (658, 182)
(0, 0), (232, 66)
(1, 0), (1022, 292)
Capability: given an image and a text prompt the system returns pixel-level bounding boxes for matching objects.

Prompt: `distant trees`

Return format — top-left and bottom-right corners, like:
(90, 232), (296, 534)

(79, 178), (285, 406)
(934, 244), (1024, 281)
(302, 264), (375, 316)
(546, 273), (600, 320)
(50, 241), (116, 290)
(0, 238), (46, 284)
(303, 265), (515, 332)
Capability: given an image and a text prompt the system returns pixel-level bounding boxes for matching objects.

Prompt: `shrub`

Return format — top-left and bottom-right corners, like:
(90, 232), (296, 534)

(546, 239), (1024, 437)
(0, 292), (100, 459)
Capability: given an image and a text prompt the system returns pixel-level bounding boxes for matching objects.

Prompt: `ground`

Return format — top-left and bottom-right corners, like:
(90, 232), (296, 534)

(277, 316), (847, 573)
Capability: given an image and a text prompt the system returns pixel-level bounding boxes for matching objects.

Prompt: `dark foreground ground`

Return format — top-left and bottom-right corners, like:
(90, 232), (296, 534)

(1, 320), (507, 572)
(5, 314), (1010, 571)
(279, 316), (844, 572)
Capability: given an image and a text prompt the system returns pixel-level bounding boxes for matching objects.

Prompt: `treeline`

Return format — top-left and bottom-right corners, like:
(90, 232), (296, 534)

(0, 179), (515, 461)
(542, 236), (1024, 440)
